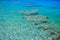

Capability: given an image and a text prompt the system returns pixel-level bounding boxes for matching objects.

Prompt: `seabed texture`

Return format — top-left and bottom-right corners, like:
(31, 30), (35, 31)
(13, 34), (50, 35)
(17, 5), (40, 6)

(0, 0), (60, 40)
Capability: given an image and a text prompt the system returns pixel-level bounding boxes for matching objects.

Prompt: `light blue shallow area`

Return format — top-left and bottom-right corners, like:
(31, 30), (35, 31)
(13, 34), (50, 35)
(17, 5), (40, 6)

(0, 1), (60, 40)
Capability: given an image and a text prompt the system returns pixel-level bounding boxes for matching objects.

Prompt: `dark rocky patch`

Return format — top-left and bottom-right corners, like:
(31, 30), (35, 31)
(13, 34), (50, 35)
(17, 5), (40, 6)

(30, 12), (39, 15)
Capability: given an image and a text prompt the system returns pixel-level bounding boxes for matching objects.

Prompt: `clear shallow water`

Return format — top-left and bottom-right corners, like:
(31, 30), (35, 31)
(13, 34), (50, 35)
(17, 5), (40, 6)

(0, 1), (60, 40)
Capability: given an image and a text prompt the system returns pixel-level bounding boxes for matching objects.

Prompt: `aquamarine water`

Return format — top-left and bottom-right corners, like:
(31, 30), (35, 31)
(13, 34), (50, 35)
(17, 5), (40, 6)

(0, 0), (60, 40)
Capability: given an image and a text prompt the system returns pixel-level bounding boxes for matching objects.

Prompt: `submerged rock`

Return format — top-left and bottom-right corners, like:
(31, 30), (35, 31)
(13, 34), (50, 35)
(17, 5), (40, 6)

(24, 14), (48, 25)
(30, 10), (39, 15)
(41, 19), (47, 23)
(18, 10), (39, 16)
(50, 30), (60, 40)
(37, 24), (54, 30)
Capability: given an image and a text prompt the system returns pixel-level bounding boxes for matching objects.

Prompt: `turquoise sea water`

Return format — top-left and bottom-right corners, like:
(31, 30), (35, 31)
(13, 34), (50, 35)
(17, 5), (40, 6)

(0, 1), (60, 40)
